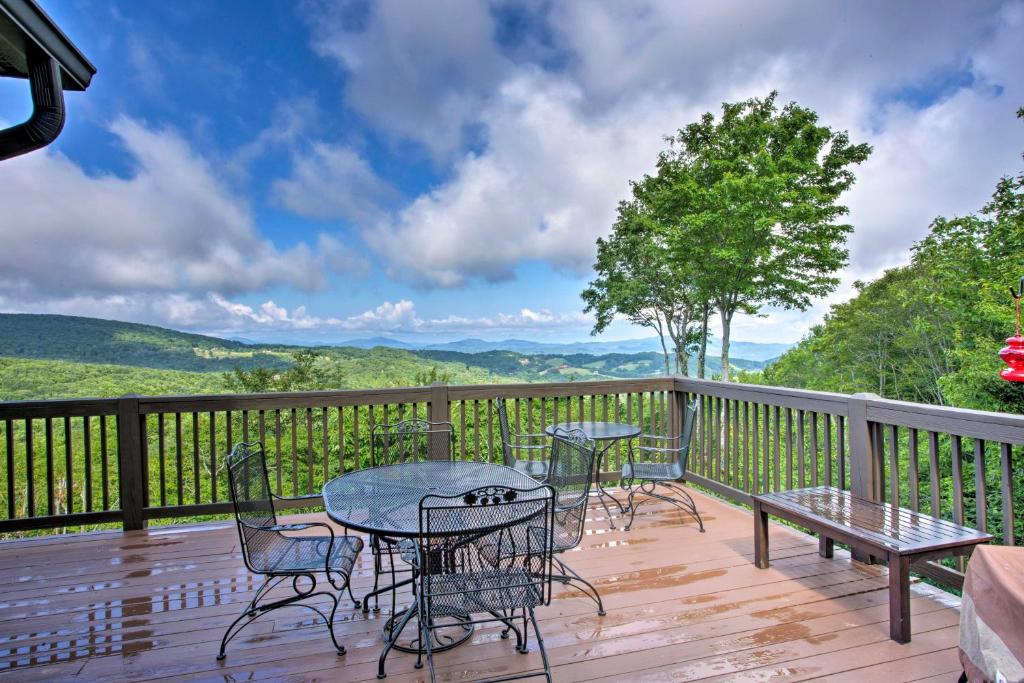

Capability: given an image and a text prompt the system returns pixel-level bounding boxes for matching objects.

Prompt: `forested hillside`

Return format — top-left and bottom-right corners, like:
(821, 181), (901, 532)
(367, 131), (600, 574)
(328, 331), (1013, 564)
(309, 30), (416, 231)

(0, 313), (770, 400)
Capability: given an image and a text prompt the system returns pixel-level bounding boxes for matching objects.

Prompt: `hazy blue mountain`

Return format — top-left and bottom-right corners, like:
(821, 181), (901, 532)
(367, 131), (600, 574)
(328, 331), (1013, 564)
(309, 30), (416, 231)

(332, 335), (792, 361)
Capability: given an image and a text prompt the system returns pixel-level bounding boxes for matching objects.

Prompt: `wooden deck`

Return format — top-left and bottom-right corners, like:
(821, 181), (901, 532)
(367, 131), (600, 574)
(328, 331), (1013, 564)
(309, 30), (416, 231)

(0, 490), (964, 682)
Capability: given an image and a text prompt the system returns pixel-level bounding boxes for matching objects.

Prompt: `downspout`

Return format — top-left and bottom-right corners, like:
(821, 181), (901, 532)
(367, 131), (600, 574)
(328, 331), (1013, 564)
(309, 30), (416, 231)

(0, 42), (64, 161)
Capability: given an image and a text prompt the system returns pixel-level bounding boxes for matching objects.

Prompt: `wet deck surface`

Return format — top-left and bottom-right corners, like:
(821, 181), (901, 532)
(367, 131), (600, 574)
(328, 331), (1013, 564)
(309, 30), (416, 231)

(0, 490), (963, 681)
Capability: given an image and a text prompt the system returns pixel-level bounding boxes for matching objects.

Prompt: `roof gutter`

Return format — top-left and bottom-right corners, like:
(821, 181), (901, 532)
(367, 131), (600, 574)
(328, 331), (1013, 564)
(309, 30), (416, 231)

(0, 42), (64, 161)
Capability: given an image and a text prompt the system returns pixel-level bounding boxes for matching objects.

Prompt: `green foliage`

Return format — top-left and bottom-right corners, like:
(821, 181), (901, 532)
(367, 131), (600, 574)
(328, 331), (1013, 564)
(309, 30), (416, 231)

(0, 357), (227, 400)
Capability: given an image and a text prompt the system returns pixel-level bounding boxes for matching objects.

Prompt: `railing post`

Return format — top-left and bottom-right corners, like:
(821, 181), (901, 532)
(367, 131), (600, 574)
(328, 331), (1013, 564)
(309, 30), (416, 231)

(117, 394), (146, 531)
(847, 392), (882, 563)
(429, 383), (450, 461)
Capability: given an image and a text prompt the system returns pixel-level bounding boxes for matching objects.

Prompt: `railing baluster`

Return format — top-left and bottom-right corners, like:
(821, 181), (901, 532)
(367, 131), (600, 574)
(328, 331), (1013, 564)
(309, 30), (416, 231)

(887, 424), (899, 507)
(44, 417), (54, 516)
(191, 412), (200, 504)
(209, 411), (217, 503)
(951, 435), (964, 526)
(101, 414), (109, 510)
(62, 416), (73, 515)
(5, 419), (14, 518)
(772, 406), (781, 492)
(742, 401), (750, 492)
(487, 398), (495, 463)
(797, 409), (805, 488)
(25, 419), (34, 517)
(809, 412), (818, 488)
(784, 409), (793, 490)
(459, 401), (467, 460)
(156, 413), (166, 507)
(762, 404), (769, 492)
(352, 406), (360, 472)
(837, 416), (846, 490)
(83, 418), (94, 512)
(321, 407), (329, 483)
(823, 413), (832, 488)
(290, 408), (298, 495)
(306, 407), (314, 493)
(242, 409), (249, 443)
(928, 430), (941, 517)
(974, 438), (986, 533)
(1000, 442), (1015, 545)
(175, 412), (183, 506)
(908, 428), (919, 512)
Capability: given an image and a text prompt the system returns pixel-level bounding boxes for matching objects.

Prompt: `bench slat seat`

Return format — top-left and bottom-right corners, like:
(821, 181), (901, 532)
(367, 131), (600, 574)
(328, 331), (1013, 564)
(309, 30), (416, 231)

(752, 486), (992, 644)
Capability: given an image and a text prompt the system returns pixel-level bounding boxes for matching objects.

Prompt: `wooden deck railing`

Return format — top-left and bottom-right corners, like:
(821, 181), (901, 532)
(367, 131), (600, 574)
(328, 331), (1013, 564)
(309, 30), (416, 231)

(1, 376), (1020, 588)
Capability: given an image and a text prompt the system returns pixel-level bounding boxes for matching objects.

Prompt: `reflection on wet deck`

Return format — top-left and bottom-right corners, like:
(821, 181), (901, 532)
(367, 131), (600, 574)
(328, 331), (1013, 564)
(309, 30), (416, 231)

(0, 490), (962, 681)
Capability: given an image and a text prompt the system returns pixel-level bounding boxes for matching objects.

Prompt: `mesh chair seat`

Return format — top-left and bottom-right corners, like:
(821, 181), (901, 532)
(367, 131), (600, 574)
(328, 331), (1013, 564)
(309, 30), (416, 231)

(249, 532), (362, 576)
(513, 458), (549, 480)
(621, 460), (683, 482)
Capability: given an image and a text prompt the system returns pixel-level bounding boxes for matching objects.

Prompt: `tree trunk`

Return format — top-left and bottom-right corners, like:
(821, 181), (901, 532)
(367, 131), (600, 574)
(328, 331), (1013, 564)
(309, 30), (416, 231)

(696, 307), (710, 379)
(719, 306), (734, 382)
(657, 332), (670, 375)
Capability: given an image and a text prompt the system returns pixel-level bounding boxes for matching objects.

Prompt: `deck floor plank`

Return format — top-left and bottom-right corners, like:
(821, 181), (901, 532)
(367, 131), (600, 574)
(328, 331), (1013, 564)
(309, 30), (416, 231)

(0, 490), (962, 682)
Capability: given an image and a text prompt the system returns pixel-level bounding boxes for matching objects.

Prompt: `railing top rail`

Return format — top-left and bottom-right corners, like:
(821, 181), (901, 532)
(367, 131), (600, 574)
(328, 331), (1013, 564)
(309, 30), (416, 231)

(865, 395), (1024, 443)
(672, 376), (851, 415)
(0, 397), (118, 420)
(136, 386), (436, 414)
(448, 376), (675, 401)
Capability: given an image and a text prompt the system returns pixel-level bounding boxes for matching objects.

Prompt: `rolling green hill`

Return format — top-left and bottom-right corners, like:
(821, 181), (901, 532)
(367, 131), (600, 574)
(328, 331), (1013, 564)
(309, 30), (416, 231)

(0, 313), (291, 371)
(0, 313), (766, 400)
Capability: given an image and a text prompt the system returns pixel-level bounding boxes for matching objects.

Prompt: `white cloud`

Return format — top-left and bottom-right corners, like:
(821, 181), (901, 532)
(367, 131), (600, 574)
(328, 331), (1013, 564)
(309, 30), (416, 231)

(273, 142), (398, 223)
(0, 117), (362, 301)
(326, 0), (1023, 310)
(305, 0), (513, 158)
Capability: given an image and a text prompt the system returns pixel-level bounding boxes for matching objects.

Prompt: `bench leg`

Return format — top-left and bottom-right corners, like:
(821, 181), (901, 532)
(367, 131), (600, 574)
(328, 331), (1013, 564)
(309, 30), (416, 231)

(819, 535), (834, 558)
(888, 553), (911, 643)
(753, 502), (769, 569)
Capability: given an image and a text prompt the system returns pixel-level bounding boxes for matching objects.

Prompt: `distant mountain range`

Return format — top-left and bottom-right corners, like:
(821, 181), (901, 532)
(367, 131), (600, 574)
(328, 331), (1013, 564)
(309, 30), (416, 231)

(330, 336), (792, 363)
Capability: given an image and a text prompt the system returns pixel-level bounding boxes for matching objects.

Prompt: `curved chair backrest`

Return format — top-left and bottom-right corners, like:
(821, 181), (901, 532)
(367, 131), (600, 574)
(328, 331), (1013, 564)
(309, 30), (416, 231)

(677, 400), (698, 472)
(371, 419), (455, 467)
(418, 484), (555, 607)
(227, 441), (277, 572)
(546, 428), (598, 551)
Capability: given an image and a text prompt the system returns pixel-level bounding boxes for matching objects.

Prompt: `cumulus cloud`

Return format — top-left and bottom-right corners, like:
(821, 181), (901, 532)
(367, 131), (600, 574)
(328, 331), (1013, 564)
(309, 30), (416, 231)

(200, 295), (587, 335)
(305, 0), (514, 158)
(0, 117), (361, 300)
(311, 0), (1024, 300)
(273, 142), (398, 223)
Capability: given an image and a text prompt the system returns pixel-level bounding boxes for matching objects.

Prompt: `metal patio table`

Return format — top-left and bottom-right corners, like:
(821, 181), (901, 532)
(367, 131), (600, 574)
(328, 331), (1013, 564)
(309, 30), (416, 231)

(322, 460), (544, 663)
(545, 421), (641, 528)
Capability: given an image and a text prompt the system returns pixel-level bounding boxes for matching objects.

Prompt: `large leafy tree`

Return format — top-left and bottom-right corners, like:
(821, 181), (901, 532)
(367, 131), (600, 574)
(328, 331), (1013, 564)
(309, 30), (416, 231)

(583, 184), (703, 375)
(657, 92), (871, 380)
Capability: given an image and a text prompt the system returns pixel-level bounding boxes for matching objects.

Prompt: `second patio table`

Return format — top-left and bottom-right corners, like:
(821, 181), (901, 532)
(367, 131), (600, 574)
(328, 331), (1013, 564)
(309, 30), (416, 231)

(322, 460), (543, 667)
(545, 421), (641, 528)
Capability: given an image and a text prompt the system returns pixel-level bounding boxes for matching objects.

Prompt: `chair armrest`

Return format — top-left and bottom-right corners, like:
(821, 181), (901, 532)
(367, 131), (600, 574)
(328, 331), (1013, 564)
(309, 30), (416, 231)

(270, 492), (321, 503)
(639, 434), (681, 442)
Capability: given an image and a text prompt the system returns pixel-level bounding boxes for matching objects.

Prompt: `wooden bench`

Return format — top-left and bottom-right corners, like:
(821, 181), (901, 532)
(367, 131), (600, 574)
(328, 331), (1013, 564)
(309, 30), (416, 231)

(752, 486), (992, 643)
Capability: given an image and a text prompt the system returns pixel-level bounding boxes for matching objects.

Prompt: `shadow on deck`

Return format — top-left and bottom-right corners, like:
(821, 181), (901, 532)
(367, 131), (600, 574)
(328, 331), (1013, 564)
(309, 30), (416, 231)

(0, 490), (963, 682)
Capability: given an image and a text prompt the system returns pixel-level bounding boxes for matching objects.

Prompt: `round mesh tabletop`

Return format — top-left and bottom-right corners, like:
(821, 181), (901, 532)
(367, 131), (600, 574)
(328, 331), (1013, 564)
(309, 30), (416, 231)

(323, 461), (543, 537)
(545, 421), (641, 441)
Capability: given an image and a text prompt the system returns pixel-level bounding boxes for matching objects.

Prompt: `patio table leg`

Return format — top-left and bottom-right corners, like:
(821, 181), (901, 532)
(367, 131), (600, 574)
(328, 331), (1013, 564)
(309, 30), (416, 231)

(753, 501), (769, 569)
(888, 552), (912, 643)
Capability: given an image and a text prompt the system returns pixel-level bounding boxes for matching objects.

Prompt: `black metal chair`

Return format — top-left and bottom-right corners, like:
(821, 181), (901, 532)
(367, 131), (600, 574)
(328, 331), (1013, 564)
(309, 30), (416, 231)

(496, 398), (550, 482)
(622, 400), (704, 532)
(403, 484), (555, 683)
(220, 441), (363, 660)
(546, 427), (606, 616)
(364, 419), (455, 614)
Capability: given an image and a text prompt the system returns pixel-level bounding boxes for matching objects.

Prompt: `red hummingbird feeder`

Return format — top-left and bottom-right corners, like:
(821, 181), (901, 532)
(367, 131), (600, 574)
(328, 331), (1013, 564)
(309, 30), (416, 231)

(998, 276), (1024, 382)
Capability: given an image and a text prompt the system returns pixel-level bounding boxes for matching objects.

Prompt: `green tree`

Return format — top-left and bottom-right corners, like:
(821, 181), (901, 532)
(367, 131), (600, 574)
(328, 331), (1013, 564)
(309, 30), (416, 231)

(658, 92), (871, 380)
(582, 169), (705, 375)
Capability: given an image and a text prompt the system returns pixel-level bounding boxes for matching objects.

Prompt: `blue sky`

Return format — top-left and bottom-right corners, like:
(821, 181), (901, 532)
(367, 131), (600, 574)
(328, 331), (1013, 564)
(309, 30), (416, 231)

(1, 0), (1022, 345)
